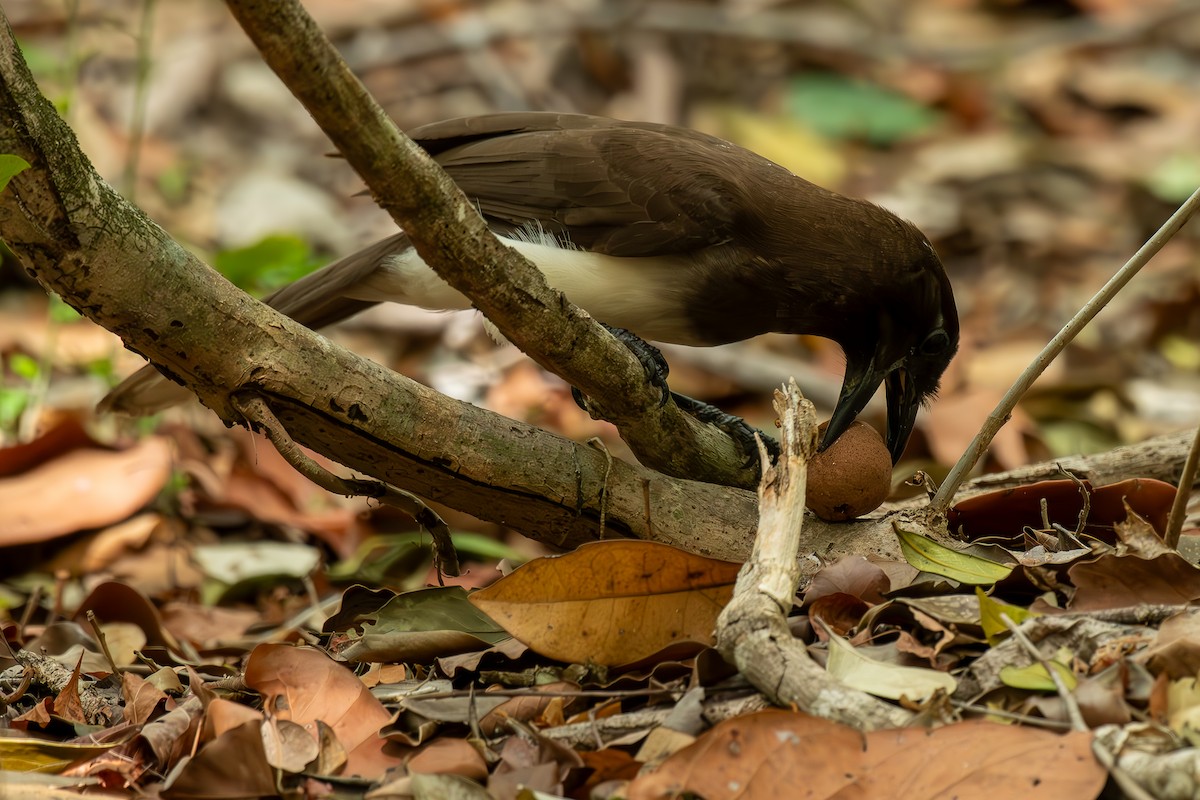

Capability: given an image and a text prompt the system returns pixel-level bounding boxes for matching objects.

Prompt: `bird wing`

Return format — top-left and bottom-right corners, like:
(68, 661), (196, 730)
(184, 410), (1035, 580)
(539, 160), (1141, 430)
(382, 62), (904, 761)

(408, 113), (761, 257)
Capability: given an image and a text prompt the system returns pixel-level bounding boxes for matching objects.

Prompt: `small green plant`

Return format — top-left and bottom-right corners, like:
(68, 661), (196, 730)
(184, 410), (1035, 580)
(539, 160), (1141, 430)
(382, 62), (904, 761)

(0, 352), (40, 442)
(213, 234), (323, 295)
(0, 154), (30, 192)
(787, 73), (940, 145)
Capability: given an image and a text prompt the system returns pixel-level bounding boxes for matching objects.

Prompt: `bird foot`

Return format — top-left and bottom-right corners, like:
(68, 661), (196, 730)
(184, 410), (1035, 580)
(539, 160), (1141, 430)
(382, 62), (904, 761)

(671, 392), (780, 470)
(569, 326), (776, 471)
(571, 324), (671, 412)
(603, 324), (671, 404)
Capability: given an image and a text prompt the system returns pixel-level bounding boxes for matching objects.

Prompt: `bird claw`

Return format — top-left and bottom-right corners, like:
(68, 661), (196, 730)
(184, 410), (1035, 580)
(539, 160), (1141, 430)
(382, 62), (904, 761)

(603, 324), (671, 405)
(571, 325), (671, 413)
(569, 325), (775, 472)
(671, 392), (779, 471)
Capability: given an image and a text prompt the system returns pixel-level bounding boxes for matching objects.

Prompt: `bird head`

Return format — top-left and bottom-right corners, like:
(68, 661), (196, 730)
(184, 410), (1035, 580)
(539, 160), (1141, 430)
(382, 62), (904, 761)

(822, 237), (958, 464)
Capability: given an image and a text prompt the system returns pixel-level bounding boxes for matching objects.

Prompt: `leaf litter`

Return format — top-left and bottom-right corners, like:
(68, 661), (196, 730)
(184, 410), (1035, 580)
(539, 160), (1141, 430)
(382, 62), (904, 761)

(4, 0), (1200, 798)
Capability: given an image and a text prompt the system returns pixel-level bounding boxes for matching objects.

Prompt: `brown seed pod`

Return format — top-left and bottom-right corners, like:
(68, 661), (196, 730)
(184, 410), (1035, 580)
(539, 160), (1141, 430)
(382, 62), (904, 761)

(806, 420), (892, 521)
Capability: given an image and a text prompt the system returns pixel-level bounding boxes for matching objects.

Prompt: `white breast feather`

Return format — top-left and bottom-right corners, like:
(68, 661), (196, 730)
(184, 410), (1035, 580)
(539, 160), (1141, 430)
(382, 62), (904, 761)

(347, 233), (698, 344)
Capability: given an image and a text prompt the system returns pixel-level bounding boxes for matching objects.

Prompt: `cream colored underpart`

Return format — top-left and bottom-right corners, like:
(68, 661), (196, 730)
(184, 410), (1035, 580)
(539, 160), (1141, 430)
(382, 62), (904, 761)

(348, 235), (700, 345)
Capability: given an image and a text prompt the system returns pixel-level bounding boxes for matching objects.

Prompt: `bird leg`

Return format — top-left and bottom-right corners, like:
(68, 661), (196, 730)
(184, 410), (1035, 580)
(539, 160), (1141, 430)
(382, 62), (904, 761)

(670, 392), (780, 468)
(603, 324), (672, 404)
(571, 325), (778, 468)
(570, 324), (672, 411)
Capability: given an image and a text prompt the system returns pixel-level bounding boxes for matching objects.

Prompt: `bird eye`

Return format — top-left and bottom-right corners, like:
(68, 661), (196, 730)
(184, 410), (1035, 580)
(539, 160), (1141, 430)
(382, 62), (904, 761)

(919, 329), (949, 356)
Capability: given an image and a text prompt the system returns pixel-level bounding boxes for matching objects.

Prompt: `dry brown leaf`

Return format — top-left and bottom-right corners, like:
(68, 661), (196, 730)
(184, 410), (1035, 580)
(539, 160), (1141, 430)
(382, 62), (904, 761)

(1113, 501), (1172, 558)
(1140, 610), (1200, 680)
(579, 747), (643, 795)
(406, 737), (488, 779)
(808, 593), (870, 637)
(948, 477), (1176, 542)
(262, 717), (320, 773)
(159, 603), (262, 652)
(1069, 553), (1200, 611)
(53, 656), (89, 725)
(163, 720), (277, 799)
(73, 581), (182, 653)
(468, 540), (741, 666)
(0, 415), (97, 476)
(489, 729), (583, 799)
(627, 710), (1105, 800)
(805, 555), (891, 605)
(0, 438), (172, 545)
(121, 672), (169, 727)
(478, 681), (580, 737)
(243, 643), (403, 778)
(204, 698), (264, 740)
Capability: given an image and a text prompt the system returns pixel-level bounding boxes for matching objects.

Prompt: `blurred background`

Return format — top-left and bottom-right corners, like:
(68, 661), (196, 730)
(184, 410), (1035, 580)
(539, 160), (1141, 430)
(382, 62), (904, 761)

(2, 0), (1199, 584)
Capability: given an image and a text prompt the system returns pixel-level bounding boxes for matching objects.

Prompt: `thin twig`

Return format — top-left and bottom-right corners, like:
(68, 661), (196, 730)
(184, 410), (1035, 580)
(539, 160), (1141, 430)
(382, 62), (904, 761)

(16, 583), (41, 638)
(232, 392), (461, 578)
(1000, 612), (1085, 732)
(85, 610), (123, 677)
(587, 437), (614, 537)
(950, 701), (1072, 729)
(933, 187), (1200, 511)
(1164, 425), (1200, 549)
(994, 618), (1156, 800)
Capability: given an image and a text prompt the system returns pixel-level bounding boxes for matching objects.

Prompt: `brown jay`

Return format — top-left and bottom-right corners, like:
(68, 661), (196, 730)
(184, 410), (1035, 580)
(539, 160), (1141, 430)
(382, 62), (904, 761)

(101, 112), (959, 463)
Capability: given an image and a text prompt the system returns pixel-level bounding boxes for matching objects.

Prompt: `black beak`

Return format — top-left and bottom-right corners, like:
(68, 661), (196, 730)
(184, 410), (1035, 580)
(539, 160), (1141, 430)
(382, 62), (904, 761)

(821, 355), (887, 458)
(884, 367), (919, 464)
(822, 360), (918, 465)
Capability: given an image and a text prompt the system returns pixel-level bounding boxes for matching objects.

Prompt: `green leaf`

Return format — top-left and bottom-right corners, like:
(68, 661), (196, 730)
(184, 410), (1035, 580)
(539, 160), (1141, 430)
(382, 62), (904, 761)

(213, 234), (320, 294)
(85, 357), (116, 383)
(48, 294), (81, 323)
(449, 531), (527, 562)
(329, 532), (526, 586)
(0, 387), (29, 434)
(376, 586), (507, 641)
(336, 586), (509, 662)
(976, 587), (1037, 643)
(156, 162), (192, 203)
(894, 523), (1014, 585)
(7, 353), (39, 381)
(786, 74), (939, 145)
(1145, 152), (1200, 203)
(0, 154), (31, 193)
(327, 536), (426, 584)
(1000, 660), (1076, 692)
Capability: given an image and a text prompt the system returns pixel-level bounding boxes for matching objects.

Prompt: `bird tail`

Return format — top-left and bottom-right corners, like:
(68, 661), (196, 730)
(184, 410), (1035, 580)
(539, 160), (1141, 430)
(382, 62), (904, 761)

(97, 232), (413, 416)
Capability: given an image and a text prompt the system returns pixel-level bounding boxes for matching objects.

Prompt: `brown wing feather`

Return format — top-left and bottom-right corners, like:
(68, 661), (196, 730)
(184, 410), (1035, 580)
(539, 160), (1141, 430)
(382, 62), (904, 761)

(408, 113), (761, 257)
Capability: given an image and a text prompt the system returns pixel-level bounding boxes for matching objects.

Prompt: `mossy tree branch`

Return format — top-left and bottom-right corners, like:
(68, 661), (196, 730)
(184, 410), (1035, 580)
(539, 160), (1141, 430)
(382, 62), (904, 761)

(0, 6), (765, 558)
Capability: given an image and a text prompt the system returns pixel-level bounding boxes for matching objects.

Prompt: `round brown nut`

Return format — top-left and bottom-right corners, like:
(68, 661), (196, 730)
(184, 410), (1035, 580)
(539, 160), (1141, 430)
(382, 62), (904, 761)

(806, 420), (892, 521)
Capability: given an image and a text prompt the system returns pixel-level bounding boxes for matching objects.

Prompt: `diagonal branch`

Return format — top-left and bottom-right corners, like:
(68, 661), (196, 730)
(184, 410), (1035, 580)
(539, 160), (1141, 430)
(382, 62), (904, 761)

(932, 186), (1200, 511)
(221, 0), (758, 488)
(0, 8), (762, 559)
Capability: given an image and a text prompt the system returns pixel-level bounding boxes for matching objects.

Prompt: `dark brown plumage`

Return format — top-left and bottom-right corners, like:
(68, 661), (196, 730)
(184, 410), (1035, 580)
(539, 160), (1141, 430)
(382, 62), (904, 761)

(102, 112), (959, 463)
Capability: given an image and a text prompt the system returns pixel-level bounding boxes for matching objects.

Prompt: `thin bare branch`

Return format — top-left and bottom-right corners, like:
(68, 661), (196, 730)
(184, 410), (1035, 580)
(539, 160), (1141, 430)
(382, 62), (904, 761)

(221, 0), (757, 487)
(1164, 425), (1200, 549)
(933, 186), (1200, 511)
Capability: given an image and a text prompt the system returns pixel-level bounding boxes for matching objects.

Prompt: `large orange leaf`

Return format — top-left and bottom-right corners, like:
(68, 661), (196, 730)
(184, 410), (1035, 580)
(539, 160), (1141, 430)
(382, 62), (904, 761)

(0, 438), (172, 545)
(243, 643), (402, 778)
(468, 540), (741, 666)
(628, 710), (1105, 800)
